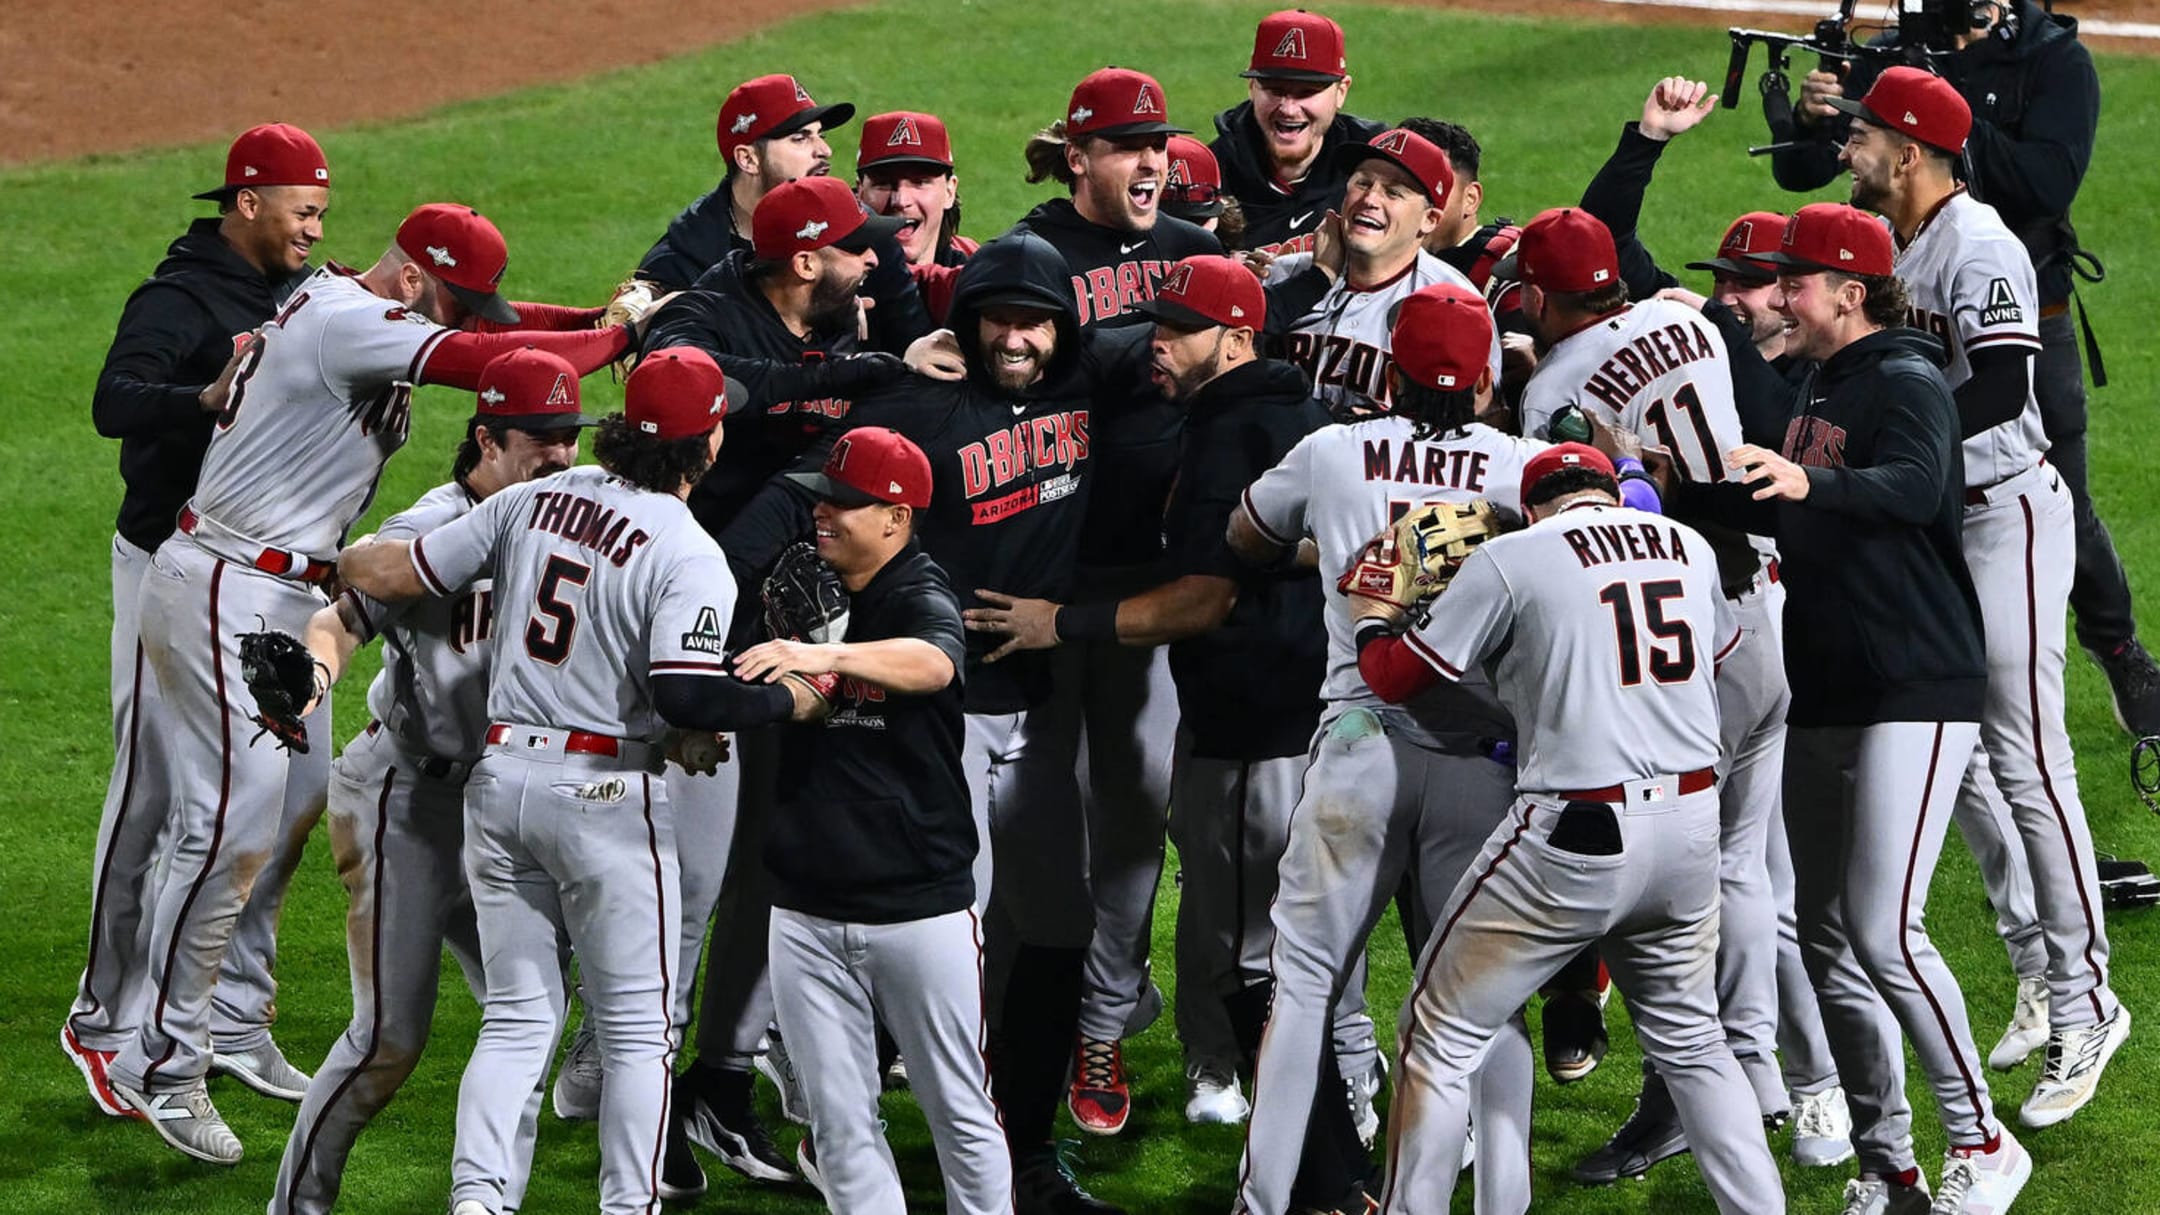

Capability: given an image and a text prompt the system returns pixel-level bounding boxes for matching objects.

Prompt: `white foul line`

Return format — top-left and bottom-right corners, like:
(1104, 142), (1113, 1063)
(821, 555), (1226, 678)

(1592, 0), (2160, 40)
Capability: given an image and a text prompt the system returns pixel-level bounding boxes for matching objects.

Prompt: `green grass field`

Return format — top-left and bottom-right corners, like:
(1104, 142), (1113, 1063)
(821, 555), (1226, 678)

(6, 0), (2160, 1210)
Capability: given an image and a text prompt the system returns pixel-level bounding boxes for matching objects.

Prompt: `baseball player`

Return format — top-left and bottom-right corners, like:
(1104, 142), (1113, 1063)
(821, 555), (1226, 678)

(1353, 444), (1782, 1215)
(1208, 9), (1384, 256)
(1162, 135), (1237, 242)
(1508, 206), (1798, 1171)
(265, 348), (589, 1215)
(68, 122), (331, 1123)
(337, 348), (826, 1215)
(105, 202), (644, 1165)
(956, 260), (1349, 1150)
(1228, 283), (1546, 1215)
(1669, 203), (2031, 1215)
(857, 109), (978, 325)
(636, 73), (930, 354)
(730, 427), (1012, 1215)
(1265, 127), (1502, 421)
(1837, 67), (2126, 1123)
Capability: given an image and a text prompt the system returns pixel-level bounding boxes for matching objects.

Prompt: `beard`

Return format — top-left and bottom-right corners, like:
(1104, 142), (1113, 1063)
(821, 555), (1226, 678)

(1158, 345), (1223, 401)
(981, 343), (1048, 392)
(806, 270), (865, 334)
(1848, 170), (1890, 213)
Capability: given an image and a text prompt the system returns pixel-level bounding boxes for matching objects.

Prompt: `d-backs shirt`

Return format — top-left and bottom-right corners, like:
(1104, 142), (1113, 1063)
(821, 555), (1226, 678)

(190, 266), (450, 559)
(1264, 250), (1502, 417)
(1405, 502), (1736, 792)
(1895, 189), (2048, 490)
(339, 481), (494, 764)
(411, 465), (738, 744)
(1241, 416), (1545, 742)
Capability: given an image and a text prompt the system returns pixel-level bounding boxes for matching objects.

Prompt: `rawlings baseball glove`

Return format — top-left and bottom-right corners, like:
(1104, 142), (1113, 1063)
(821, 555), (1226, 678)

(599, 278), (664, 379)
(1337, 500), (1502, 617)
(238, 628), (323, 753)
(762, 542), (850, 643)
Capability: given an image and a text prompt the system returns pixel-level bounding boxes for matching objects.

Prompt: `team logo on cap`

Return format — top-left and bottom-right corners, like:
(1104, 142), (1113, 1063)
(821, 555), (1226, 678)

(1160, 263), (1194, 297)
(1132, 86), (1162, 116)
(426, 245), (457, 268)
(1167, 159), (1190, 185)
(481, 386), (506, 405)
(796, 219), (830, 241)
(793, 80), (811, 101)
(1071, 105), (1094, 125)
(546, 375), (574, 407)
(830, 436), (854, 469)
(1373, 129), (1410, 155)
(732, 112), (757, 134)
(1726, 222), (1753, 254)
(1273, 27), (1309, 60)
(887, 117), (921, 147)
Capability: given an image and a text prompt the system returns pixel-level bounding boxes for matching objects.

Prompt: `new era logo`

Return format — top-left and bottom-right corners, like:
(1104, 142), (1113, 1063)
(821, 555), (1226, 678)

(1229, 304), (1246, 318)
(795, 219), (830, 241)
(1838, 247), (1855, 261)
(1273, 27), (1308, 60)
(426, 245), (457, 267)
(887, 480), (904, 493)
(480, 386), (506, 405)
(732, 112), (757, 134)
(244, 165), (260, 177)
(1904, 109), (1919, 124)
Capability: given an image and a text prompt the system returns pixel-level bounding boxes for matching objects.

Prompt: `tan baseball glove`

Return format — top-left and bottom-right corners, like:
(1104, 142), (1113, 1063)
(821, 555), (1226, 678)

(1337, 500), (1501, 616)
(600, 278), (665, 379)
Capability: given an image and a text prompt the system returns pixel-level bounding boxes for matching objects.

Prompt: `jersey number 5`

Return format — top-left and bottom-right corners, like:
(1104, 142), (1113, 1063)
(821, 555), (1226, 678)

(1597, 579), (1696, 686)
(525, 556), (591, 666)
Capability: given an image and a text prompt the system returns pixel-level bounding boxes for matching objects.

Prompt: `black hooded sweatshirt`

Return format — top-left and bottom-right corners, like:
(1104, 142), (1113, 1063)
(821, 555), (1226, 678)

(1210, 102), (1388, 255)
(94, 218), (308, 552)
(1669, 328), (1986, 727)
(718, 231), (1148, 713)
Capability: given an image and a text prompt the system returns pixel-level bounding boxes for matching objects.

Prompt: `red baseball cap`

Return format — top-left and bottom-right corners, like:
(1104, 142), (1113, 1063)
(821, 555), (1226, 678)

(752, 176), (905, 260)
(1337, 128), (1455, 205)
(1686, 210), (1786, 282)
(194, 123), (330, 201)
(1135, 255), (1264, 331)
(1521, 442), (1618, 506)
(718, 74), (855, 160)
(1827, 66), (1971, 155)
(857, 111), (955, 174)
(788, 426), (934, 509)
(1164, 135), (1225, 219)
(1065, 67), (1188, 140)
(396, 204), (517, 325)
(1390, 282), (1493, 392)
(1243, 9), (1348, 82)
(476, 347), (594, 430)
(626, 347), (732, 441)
(1759, 203), (1894, 277)
(1516, 208), (1620, 295)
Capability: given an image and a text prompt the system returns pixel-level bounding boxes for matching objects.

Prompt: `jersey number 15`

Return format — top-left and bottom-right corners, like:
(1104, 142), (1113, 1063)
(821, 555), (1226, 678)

(1597, 579), (1696, 685)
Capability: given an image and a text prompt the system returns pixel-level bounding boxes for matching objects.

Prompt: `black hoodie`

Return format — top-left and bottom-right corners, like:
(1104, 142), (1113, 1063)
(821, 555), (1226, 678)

(1211, 102), (1388, 255)
(1160, 358), (1331, 759)
(1670, 328), (1986, 727)
(94, 218), (308, 552)
(1769, 0), (2097, 303)
(718, 231), (1149, 712)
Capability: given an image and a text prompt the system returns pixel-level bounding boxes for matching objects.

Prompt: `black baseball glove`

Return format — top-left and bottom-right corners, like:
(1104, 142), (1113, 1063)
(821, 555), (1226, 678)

(761, 542), (850, 643)
(238, 628), (321, 753)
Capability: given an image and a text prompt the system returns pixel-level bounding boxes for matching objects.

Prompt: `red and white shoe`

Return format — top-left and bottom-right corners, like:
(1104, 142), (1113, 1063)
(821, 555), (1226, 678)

(61, 1025), (137, 1119)
(1931, 1128), (2031, 1215)
(1067, 1037), (1131, 1135)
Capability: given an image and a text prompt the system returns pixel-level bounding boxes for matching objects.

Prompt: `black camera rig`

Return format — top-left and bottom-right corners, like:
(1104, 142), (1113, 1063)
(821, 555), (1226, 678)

(1721, 0), (1994, 154)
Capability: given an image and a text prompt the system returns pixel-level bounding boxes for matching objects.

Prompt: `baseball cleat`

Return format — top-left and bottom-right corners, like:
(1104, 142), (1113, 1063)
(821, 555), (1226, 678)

(882, 1052), (910, 1091)
(112, 1077), (244, 1165)
(452, 1202), (491, 1215)
(1791, 1085), (1857, 1168)
(2092, 639), (2160, 737)
(1183, 1062), (1249, 1125)
(1987, 976), (2051, 1071)
(2018, 1004), (2130, 1128)
(657, 1095), (708, 1202)
(1345, 1057), (1384, 1149)
(210, 1039), (311, 1102)
(552, 1022), (602, 1121)
(680, 1063), (795, 1183)
(61, 1025), (137, 1119)
(756, 1028), (810, 1125)
(1842, 1173), (1932, 1215)
(1542, 988), (1609, 1084)
(1931, 1129), (2030, 1214)
(1067, 1037), (1131, 1136)
(1014, 1143), (1125, 1214)
(1572, 1081), (1689, 1183)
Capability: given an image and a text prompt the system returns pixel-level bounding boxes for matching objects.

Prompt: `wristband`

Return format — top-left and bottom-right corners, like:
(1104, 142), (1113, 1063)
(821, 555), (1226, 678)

(1054, 601), (1118, 644)
(1355, 618), (1395, 653)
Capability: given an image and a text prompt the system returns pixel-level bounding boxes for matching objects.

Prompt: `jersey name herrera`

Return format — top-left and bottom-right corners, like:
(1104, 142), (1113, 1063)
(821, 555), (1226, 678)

(1578, 320), (1720, 414)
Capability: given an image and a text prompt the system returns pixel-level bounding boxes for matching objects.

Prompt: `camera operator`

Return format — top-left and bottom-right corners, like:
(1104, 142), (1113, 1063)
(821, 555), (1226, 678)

(1767, 0), (2160, 734)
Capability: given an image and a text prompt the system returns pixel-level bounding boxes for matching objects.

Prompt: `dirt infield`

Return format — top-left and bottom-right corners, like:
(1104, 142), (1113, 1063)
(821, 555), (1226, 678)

(1, 0), (2149, 167)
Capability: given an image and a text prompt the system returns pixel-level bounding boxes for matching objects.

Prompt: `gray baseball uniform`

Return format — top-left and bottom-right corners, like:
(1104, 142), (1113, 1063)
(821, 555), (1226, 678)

(1900, 189), (2117, 1033)
(1376, 502), (1780, 1215)
(1235, 415), (1544, 1215)
(112, 265), (454, 1101)
(1520, 296), (1791, 1115)
(418, 464), (737, 1215)
(1267, 249), (1503, 416)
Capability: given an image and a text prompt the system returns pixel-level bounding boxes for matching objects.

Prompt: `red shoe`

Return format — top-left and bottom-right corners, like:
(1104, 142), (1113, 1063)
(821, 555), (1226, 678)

(1067, 1037), (1131, 1136)
(61, 1024), (139, 1119)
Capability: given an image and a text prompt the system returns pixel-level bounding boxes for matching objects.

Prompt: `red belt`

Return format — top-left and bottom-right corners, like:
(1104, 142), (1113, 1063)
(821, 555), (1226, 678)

(485, 723), (622, 757)
(1964, 459), (2043, 507)
(1559, 767), (1716, 804)
(179, 506), (334, 584)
